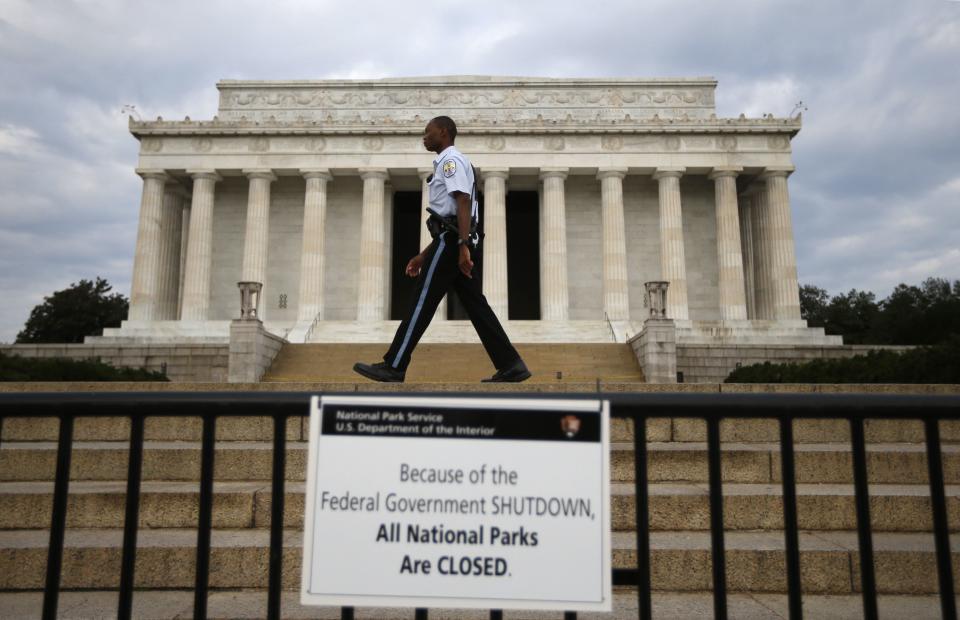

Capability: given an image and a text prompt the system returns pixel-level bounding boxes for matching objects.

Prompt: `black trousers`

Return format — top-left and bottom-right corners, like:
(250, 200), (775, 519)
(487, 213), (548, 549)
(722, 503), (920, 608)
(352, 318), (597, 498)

(384, 233), (521, 373)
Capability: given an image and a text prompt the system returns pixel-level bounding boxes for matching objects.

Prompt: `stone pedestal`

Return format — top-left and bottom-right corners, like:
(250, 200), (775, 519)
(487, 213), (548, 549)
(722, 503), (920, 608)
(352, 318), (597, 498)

(631, 319), (678, 384)
(228, 319), (286, 383)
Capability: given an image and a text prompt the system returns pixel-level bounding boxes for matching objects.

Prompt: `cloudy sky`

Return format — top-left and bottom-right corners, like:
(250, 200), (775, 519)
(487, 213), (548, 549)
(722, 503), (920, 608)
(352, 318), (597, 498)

(1, 0), (958, 342)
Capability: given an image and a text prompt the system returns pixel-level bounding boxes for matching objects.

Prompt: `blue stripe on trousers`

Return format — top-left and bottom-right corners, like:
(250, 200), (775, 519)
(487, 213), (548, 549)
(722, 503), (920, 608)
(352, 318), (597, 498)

(392, 235), (447, 368)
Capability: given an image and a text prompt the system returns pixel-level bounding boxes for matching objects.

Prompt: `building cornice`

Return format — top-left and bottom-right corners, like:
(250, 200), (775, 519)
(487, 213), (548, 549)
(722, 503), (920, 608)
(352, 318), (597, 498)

(129, 115), (801, 138)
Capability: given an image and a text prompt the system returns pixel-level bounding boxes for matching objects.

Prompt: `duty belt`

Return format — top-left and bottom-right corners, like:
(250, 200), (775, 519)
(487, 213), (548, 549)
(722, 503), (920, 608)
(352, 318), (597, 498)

(426, 208), (480, 247)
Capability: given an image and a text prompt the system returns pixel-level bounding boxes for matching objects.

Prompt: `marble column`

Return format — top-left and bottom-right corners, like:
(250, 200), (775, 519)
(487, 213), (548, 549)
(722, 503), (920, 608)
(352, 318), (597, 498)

(241, 168), (276, 285)
(597, 168), (630, 321)
(418, 168), (446, 320)
(297, 169), (332, 322)
(356, 168), (389, 320)
(177, 202), (191, 319)
(180, 170), (221, 321)
(653, 167), (689, 320)
(738, 193), (757, 319)
(155, 185), (185, 320)
(128, 169), (168, 322)
(751, 189), (774, 319)
(539, 168), (570, 320)
(709, 167), (748, 321)
(383, 182), (394, 315)
(761, 168), (803, 320)
(482, 168), (510, 319)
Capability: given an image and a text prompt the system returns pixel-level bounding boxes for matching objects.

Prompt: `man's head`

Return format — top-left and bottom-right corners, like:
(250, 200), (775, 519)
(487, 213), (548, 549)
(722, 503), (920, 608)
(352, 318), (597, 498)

(423, 116), (457, 153)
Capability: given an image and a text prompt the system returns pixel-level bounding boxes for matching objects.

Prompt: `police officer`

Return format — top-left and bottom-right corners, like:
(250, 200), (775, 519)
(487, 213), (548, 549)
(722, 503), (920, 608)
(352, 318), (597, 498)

(353, 116), (531, 383)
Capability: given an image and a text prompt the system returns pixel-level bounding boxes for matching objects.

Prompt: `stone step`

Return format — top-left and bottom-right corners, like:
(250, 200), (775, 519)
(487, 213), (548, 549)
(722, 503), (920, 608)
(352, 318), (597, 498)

(0, 529), (957, 594)
(4, 415), (955, 444)
(3, 481), (957, 533)
(2, 441), (957, 484)
(264, 343), (645, 383)
(1, 590), (957, 619)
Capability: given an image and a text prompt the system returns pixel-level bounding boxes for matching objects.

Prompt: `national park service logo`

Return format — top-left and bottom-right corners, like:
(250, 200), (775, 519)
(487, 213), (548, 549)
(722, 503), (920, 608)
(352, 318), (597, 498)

(561, 415), (581, 438)
(442, 160), (457, 178)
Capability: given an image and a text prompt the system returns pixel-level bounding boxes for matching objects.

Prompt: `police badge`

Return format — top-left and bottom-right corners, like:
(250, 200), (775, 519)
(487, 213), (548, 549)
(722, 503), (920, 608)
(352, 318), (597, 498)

(442, 160), (457, 178)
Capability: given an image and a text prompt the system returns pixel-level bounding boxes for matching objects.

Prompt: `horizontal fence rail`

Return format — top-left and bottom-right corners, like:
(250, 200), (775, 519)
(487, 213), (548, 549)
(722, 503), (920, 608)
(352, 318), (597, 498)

(0, 391), (958, 620)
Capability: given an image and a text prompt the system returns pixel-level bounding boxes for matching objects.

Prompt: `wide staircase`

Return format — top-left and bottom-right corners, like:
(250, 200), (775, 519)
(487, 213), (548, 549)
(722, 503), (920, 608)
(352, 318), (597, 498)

(1, 390), (958, 618)
(264, 343), (646, 384)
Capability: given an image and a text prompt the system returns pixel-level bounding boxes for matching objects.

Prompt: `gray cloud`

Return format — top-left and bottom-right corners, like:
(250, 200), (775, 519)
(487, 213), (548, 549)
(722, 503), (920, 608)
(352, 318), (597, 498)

(1, 0), (958, 341)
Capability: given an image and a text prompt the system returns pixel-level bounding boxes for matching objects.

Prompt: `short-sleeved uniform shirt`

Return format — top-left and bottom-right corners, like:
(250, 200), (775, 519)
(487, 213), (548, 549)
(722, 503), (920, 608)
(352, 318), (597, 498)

(428, 145), (479, 221)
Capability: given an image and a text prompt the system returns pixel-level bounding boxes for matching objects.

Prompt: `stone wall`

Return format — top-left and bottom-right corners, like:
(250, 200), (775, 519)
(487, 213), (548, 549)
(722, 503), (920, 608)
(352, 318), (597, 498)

(0, 344), (229, 382)
(678, 344), (914, 384)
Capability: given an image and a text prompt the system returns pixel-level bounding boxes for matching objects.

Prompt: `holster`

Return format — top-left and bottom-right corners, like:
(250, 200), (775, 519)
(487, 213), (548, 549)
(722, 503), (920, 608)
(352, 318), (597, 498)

(426, 208), (478, 242)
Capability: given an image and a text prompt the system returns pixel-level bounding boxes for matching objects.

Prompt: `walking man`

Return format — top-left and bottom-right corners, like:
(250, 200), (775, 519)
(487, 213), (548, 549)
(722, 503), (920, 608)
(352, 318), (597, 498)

(353, 116), (531, 383)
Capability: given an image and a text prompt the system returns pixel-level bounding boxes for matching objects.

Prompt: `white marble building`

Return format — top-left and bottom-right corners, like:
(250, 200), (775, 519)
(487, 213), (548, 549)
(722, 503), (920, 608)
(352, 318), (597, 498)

(100, 76), (839, 347)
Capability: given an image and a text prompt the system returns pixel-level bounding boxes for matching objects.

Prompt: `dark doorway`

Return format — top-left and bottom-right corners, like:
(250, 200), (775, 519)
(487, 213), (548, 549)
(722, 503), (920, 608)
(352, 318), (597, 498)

(506, 191), (541, 320)
(390, 192), (422, 320)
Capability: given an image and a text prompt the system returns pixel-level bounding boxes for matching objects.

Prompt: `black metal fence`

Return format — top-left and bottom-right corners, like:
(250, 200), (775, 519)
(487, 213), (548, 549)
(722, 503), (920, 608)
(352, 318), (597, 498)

(0, 392), (957, 620)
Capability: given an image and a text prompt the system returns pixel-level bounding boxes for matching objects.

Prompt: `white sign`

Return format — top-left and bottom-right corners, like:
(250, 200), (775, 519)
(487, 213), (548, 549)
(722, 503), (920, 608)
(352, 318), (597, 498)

(301, 395), (612, 612)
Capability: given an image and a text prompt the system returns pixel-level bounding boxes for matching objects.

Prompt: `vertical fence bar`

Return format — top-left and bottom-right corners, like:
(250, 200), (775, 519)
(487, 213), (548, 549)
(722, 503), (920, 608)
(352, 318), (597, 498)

(42, 414), (74, 620)
(193, 414), (217, 620)
(925, 418), (957, 620)
(267, 414), (287, 620)
(706, 416), (728, 620)
(850, 417), (878, 620)
(633, 416), (653, 620)
(341, 606), (354, 619)
(118, 414), (146, 620)
(779, 418), (803, 620)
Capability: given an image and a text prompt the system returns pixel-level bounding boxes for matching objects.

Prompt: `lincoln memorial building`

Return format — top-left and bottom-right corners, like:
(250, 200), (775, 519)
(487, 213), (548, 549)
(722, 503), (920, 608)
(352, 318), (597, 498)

(99, 76), (838, 354)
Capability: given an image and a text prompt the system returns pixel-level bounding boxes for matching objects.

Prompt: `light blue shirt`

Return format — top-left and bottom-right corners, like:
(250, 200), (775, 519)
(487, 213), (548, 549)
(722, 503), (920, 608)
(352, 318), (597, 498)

(428, 145), (479, 220)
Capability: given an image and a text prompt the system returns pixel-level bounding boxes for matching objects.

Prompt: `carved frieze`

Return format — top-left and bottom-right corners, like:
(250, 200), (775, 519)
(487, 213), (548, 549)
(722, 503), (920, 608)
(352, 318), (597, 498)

(214, 78), (719, 124)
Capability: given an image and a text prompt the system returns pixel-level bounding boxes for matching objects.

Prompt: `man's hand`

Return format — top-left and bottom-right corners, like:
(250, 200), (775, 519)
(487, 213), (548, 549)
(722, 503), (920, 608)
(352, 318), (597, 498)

(405, 253), (425, 278)
(458, 244), (474, 278)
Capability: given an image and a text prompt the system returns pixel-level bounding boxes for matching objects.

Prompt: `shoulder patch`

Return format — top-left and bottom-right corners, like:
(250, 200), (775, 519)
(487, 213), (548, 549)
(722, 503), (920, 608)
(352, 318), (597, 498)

(442, 160), (457, 178)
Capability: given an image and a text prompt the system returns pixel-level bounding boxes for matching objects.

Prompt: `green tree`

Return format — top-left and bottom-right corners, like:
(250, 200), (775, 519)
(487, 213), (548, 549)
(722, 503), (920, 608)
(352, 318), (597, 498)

(799, 284), (829, 327)
(823, 289), (879, 343)
(16, 278), (128, 344)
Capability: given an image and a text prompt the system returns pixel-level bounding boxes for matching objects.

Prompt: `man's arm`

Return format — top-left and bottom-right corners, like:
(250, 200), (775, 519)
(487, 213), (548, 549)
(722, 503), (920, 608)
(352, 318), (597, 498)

(454, 191), (474, 278)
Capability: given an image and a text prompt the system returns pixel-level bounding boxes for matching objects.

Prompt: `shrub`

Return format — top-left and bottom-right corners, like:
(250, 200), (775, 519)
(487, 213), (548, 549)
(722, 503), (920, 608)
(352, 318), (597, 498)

(0, 352), (168, 382)
(725, 337), (960, 384)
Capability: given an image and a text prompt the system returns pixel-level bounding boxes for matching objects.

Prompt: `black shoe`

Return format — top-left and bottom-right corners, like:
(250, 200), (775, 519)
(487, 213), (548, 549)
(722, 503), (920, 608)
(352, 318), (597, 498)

(482, 359), (531, 383)
(353, 361), (405, 383)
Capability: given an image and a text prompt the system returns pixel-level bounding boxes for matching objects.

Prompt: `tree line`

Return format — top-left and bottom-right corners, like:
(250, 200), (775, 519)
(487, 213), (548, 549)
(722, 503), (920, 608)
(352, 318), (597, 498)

(800, 277), (960, 345)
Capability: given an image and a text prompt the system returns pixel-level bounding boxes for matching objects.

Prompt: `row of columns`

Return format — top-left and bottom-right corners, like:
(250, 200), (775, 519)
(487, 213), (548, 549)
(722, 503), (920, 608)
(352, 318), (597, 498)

(128, 165), (801, 325)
